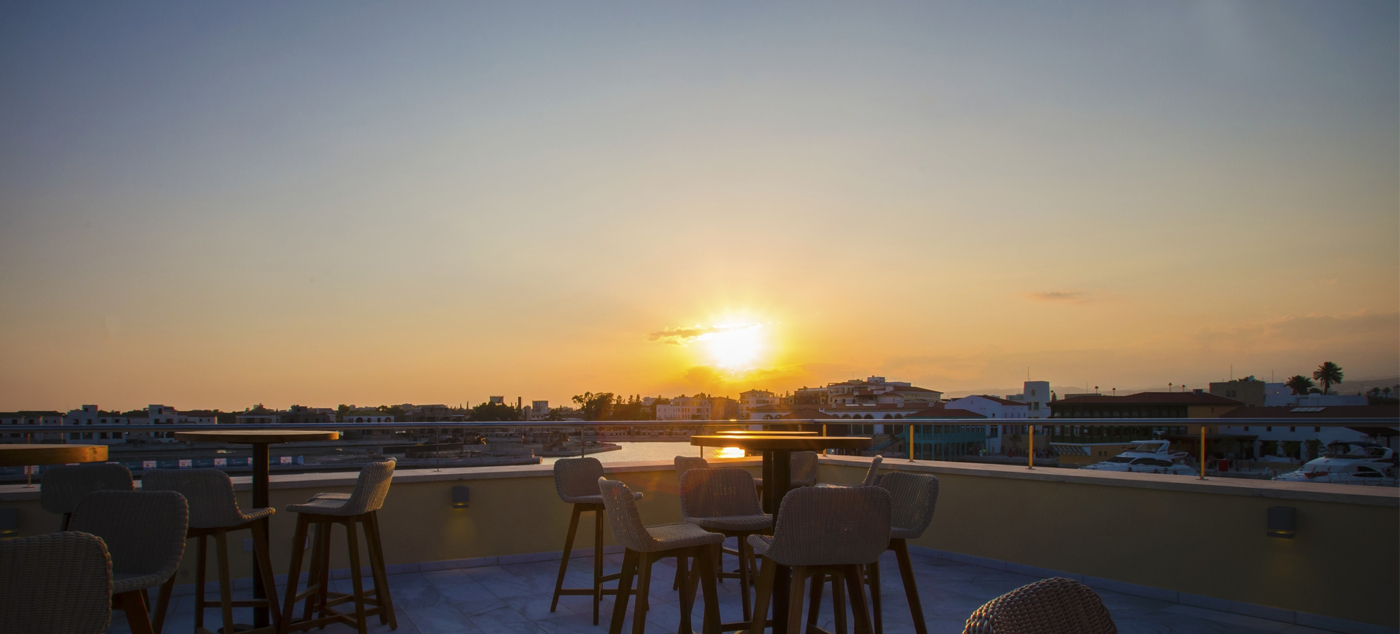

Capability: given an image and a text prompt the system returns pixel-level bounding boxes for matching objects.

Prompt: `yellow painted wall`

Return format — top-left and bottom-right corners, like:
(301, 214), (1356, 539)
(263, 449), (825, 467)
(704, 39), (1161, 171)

(819, 461), (1399, 628)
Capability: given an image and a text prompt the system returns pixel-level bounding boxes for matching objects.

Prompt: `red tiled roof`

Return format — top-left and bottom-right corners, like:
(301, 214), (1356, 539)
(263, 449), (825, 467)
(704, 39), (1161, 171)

(1052, 392), (1241, 406)
(958, 395), (1028, 407)
(1220, 406), (1400, 419)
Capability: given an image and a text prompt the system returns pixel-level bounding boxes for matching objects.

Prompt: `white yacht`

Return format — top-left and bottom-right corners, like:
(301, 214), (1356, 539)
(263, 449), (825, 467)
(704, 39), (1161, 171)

(1081, 440), (1199, 476)
(1275, 442), (1398, 486)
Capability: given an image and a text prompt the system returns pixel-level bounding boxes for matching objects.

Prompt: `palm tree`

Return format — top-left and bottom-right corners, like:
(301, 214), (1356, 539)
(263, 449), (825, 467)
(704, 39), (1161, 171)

(1284, 375), (1314, 395)
(1312, 362), (1344, 395)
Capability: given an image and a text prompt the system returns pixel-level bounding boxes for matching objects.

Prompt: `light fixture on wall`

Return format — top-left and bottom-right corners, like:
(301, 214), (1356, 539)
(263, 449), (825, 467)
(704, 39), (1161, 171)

(452, 486), (470, 509)
(1267, 506), (1295, 538)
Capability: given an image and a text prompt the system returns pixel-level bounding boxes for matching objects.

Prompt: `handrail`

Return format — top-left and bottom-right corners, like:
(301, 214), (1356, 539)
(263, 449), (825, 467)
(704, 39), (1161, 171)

(5, 416), (1394, 484)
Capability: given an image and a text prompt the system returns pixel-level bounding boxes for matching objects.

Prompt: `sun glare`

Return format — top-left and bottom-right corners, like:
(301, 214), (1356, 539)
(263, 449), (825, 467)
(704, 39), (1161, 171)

(698, 323), (766, 371)
(716, 447), (746, 459)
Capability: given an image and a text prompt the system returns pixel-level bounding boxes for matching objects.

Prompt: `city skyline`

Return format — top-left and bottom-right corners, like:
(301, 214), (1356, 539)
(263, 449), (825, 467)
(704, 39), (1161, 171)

(2, 2), (1396, 411)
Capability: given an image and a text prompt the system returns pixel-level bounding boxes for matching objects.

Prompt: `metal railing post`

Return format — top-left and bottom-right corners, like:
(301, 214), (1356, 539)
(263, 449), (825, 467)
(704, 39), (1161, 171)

(1199, 424), (1206, 480)
(1028, 424), (1035, 470)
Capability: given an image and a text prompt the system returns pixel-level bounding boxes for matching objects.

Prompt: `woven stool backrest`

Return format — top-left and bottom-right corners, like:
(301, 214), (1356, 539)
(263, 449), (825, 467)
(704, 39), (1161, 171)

(554, 457), (605, 502)
(69, 490), (188, 581)
(963, 577), (1117, 634)
(861, 456), (885, 486)
(765, 485), (890, 567)
(0, 532), (112, 634)
(879, 471), (940, 537)
(596, 477), (655, 553)
(40, 463), (134, 515)
(143, 468), (245, 529)
(674, 456), (709, 480)
(340, 459), (396, 515)
(679, 468), (761, 521)
(791, 451), (818, 486)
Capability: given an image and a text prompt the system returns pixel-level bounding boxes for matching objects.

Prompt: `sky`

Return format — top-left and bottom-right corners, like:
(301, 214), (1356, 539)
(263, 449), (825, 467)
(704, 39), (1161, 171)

(1, 1), (1396, 412)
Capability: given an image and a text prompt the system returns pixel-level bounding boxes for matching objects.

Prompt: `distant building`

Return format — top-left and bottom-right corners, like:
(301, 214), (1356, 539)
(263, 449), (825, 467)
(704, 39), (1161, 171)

(1209, 378), (1267, 407)
(282, 405), (334, 425)
(524, 401), (550, 421)
(945, 395), (1032, 454)
(1, 411), (66, 443)
(657, 395), (727, 420)
(739, 390), (780, 418)
(488, 396), (505, 405)
(1049, 392), (1241, 419)
(1003, 381), (1051, 418)
(1219, 405), (1400, 459)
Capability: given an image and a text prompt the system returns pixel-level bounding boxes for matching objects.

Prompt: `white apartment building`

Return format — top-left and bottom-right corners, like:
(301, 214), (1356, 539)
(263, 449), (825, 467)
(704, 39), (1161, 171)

(656, 396), (715, 421)
(1, 411), (65, 443)
(739, 390), (780, 419)
(1004, 381), (1051, 419)
(945, 395), (1032, 455)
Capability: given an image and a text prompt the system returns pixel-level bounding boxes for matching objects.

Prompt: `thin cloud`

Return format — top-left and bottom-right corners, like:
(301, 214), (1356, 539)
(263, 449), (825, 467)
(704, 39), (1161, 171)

(1027, 290), (1091, 304)
(648, 323), (761, 346)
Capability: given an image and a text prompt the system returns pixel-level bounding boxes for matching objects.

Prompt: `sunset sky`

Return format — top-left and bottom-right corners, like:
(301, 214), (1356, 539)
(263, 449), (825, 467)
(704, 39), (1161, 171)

(2, 2), (1396, 412)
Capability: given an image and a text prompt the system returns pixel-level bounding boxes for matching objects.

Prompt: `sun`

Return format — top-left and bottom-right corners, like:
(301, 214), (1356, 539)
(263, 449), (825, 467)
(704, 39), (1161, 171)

(698, 323), (766, 371)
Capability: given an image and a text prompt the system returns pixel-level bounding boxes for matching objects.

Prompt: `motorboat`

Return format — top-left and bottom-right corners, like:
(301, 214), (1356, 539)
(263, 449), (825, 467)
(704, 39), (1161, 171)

(1081, 440), (1198, 476)
(1275, 442), (1398, 486)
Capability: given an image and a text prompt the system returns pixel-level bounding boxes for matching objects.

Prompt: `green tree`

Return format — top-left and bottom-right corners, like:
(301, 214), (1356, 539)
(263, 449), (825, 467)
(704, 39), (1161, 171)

(470, 402), (519, 421)
(1312, 362), (1344, 395)
(1284, 375), (1314, 395)
(571, 392), (615, 421)
(336, 404), (351, 422)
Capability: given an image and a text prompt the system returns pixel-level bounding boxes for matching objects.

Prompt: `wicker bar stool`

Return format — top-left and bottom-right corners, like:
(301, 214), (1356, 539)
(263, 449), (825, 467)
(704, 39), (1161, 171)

(867, 470), (939, 634)
(0, 532), (113, 634)
(599, 477), (724, 634)
(674, 455), (708, 478)
(40, 463), (133, 530)
(281, 459), (397, 634)
(69, 490), (189, 634)
(549, 457), (642, 625)
(817, 456), (883, 488)
(143, 468), (281, 634)
(679, 467), (771, 622)
(748, 486), (891, 634)
(963, 577), (1116, 634)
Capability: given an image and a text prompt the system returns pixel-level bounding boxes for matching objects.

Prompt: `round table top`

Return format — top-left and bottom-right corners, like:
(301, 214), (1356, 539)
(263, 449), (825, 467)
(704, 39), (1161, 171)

(0, 444), (108, 467)
(174, 430), (340, 444)
(710, 430), (818, 436)
(690, 435), (873, 451)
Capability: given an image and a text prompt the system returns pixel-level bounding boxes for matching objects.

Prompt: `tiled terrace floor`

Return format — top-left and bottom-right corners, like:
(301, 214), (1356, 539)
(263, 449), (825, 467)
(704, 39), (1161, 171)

(115, 547), (1342, 634)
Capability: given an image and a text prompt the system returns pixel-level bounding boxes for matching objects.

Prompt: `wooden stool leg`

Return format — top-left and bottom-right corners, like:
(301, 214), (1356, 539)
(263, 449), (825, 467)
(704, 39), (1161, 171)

(116, 590), (156, 634)
(346, 520), (369, 634)
(699, 545), (721, 634)
(214, 529), (235, 634)
(893, 540), (927, 634)
(805, 573), (824, 633)
(868, 560), (882, 634)
(314, 522), (333, 622)
(630, 552), (652, 634)
(843, 565), (873, 634)
(833, 573), (848, 634)
(152, 572), (175, 634)
(608, 549), (638, 634)
(676, 552), (694, 634)
(280, 515), (310, 634)
(251, 519), (283, 630)
(300, 522), (323, 624)
(593, 506), (605, 626)
(194, 534), (208, 632)
(364, 512), (398, 629)
(550, 505), (582, 613)
(738, 536), (753, 621)
(748, 557), (777, 634)
(787, 566), (808, 634)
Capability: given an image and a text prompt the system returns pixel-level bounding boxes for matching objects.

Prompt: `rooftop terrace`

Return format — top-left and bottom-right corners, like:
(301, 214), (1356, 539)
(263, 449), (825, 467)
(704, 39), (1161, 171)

(3, 450), (1396, 634)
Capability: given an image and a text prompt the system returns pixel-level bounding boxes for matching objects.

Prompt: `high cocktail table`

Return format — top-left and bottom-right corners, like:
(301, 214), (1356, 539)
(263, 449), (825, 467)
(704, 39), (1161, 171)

(689, 434), (872, 633)
(174, 429), (339, 629)
(0, 443), (108, 467)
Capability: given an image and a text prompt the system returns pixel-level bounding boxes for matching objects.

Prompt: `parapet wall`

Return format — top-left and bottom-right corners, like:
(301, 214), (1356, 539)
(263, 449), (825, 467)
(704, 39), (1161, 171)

(2, 456), (1394, 628)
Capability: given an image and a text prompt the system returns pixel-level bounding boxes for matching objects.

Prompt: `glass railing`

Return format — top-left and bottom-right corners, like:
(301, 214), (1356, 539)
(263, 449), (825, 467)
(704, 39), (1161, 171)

(1, 417), (1395, 486)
